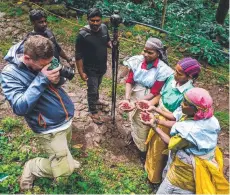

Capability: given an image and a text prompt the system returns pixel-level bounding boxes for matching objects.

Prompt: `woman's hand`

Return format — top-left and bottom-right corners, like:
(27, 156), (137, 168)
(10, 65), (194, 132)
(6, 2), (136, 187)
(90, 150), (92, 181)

(118, 100), (135, 112)
(136, 100), (151, 111)
(147, 105), (157, 112)
(140, 111), (156, 127)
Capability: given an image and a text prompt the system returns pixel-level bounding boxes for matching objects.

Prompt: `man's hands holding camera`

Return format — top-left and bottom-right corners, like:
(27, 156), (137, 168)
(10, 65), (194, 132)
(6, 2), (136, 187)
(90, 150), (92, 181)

(41, 64), (61, 84)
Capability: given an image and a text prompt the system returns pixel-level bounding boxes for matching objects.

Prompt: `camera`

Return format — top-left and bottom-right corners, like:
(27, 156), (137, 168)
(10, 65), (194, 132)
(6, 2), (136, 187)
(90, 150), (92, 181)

(48, 57), (75, 80)
(110, 10), (122, 27)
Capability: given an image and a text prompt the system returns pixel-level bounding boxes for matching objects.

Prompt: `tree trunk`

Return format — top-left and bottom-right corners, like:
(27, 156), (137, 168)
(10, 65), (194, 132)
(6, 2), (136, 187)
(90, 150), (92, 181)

(216, 0), (229, 24)
(161, 0), (167, 29)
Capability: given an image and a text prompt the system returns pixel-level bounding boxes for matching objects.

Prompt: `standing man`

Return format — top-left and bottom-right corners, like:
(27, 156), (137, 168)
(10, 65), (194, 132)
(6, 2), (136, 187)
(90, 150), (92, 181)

(28, 9), (74, 66)
(75, 8), (111, 125)
(1, 35), (80, 190)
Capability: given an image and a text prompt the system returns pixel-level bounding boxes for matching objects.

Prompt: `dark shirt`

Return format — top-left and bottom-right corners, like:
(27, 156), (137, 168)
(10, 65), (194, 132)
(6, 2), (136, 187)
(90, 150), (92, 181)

(26, 29), (61, 61)
(75, 24), (110, 76)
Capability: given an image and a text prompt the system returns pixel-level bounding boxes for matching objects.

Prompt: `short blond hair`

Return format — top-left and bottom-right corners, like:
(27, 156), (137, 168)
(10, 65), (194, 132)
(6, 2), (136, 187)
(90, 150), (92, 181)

(24, 35), (54, 61)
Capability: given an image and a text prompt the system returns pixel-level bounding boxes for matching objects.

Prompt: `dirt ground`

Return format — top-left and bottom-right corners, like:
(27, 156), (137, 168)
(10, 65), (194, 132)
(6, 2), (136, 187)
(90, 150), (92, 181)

(0, 14), (229, 180)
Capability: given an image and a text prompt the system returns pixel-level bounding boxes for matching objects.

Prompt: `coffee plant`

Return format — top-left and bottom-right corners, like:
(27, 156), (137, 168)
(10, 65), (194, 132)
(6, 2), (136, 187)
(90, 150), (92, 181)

(55, 0), (228, 66)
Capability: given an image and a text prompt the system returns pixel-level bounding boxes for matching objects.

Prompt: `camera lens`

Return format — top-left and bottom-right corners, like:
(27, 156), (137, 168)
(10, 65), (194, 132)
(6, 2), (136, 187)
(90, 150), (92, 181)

(60, 66), (75, 80)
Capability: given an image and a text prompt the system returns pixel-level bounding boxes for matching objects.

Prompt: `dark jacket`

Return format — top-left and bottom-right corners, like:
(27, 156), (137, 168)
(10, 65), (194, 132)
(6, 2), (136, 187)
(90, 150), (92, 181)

(75, 24), (110, 76)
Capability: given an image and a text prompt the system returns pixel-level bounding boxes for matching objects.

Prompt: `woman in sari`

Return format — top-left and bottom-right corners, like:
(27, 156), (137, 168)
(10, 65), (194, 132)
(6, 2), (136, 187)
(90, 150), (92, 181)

(141, 88), (229, 194)
(119, 37), (173, 161)
(137, 57), (201, 189)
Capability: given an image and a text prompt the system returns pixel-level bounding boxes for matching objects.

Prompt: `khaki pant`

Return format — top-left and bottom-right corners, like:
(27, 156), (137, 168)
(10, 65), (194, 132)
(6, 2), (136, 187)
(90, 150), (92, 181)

(25, 126), (76, 178)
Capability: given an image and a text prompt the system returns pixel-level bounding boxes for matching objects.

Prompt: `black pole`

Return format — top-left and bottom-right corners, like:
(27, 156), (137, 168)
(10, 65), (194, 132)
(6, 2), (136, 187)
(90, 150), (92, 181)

(110, 11), (122, 124)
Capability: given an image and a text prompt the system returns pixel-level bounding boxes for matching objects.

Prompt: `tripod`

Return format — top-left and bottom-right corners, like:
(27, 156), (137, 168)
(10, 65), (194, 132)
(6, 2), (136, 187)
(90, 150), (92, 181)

(110, 11), (122, 124)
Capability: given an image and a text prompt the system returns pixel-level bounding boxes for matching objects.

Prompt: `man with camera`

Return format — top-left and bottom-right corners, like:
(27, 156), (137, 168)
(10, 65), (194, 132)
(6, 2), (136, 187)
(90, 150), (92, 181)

(1, 35), (80, 190)
(75, 8), (112, 124)
(28, 9), (74, 67)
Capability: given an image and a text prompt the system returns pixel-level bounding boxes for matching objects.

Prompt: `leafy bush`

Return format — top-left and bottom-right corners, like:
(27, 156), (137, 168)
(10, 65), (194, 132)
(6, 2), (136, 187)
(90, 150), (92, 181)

(164, 0), (229, 66)
(56, 0), (95, 10)
(96, 1), (161, 26)
(1, 117), (21, 132)
(57, 0), (229, 66)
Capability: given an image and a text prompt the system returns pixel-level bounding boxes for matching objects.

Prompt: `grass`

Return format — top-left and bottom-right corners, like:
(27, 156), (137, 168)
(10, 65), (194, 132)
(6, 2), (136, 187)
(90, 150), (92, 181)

(0, 117), (37, 193)
(0, 117), (151, 194)
(0, 2), (8, 12)
(1, 117), (21, 132)
(0, 38), (14, 56)
(215, 111), (229, 130)
(122, 112), (129, 120)
(0, 1), (24, 17)
(101, 77), (125, 97)
(32, 148), (151, 194)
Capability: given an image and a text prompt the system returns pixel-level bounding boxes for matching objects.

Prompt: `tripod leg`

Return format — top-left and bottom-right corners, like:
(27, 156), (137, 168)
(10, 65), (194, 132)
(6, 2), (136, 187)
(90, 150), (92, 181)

(111, 45), (116, 123)
(113, 46), (119, 124)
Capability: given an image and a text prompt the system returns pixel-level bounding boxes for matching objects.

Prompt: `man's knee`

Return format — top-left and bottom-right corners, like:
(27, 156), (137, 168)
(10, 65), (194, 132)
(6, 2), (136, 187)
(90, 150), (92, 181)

(51, 151), (75, 177)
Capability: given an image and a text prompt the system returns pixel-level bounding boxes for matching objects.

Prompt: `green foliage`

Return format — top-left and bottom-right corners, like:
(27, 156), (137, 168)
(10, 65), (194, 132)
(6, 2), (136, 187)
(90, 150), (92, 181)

(122, 112), (128, 120)
(47, 17), (81, 44)
(96, 1), (161, 26)
(164, 0), (229, 66)
(8, 7), (23, 16)
(0, 38), (14, 56)
(0, 2), (24, 16)
(0, 116), (151, 193)
(32, 149), (151, 193)
(57, 0), (95, 10)
(47, 15), (61, 23)
(0, 119), (36, 193)
(215, 111), (229, 130)
(175, 33), (228, 66)
(1, 117), (21, 132)
(101, 77), (125, 97)
(59, 0), (229, 66)
(0, 2), (8, 12)
(28, 0), (229, 66)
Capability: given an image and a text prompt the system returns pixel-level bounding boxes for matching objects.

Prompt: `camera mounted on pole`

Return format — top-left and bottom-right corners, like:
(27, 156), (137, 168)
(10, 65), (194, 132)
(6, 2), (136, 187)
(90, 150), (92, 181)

(110, 10), (122, 28)
(110, 11), (122, 125)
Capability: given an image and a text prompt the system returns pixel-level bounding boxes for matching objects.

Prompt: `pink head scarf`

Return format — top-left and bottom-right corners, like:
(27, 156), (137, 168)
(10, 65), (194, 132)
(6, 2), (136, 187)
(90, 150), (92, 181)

(184, 88), (214, 120)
